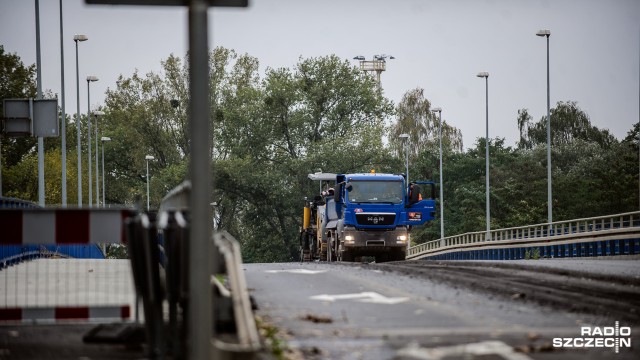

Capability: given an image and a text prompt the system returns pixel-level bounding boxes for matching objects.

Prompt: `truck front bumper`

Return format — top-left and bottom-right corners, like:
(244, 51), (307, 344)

(341, 227), (408, 253)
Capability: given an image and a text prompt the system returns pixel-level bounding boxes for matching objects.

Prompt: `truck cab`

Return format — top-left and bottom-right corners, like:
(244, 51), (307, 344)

(330, 172), (436, 262)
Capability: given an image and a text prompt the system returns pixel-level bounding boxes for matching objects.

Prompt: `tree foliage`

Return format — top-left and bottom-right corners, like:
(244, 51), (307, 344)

(412, 102), (636, 245)
(518, 101), (615, 149)
(213, 54), (394, 261)
(389, 87), (463, 160)
(0, 45), (38, 173)
(2, 44), (637, 262)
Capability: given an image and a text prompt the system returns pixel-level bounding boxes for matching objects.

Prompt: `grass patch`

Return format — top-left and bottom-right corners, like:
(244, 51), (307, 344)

(255, 316), (289, 359)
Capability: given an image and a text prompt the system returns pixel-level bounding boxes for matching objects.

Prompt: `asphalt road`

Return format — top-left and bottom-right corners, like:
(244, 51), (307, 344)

(1, 258), (638, 359)
(244, 259), (640, 360)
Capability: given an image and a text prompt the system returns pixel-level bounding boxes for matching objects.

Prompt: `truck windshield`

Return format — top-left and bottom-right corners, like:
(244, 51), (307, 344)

(347, 180), (403, 204)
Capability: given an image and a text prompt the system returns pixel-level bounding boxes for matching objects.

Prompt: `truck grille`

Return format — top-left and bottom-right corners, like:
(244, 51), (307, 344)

(355, 213), (395, 226)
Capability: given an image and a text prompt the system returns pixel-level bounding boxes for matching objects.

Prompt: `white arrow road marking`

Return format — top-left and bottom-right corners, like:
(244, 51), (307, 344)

(265, 269), (328, 275)
(396, 340), (533, 360)
(310, 292), (409, 304)
(358, 292), (410, 304)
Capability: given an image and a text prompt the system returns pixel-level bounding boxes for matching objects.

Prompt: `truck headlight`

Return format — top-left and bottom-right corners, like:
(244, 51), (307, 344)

(344, 235), (354, 244)
(397, 235), (407, 242)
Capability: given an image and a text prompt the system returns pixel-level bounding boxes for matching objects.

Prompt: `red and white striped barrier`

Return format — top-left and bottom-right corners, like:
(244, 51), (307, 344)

(0, 209), (134, 245)
(0, 305), (131, 322)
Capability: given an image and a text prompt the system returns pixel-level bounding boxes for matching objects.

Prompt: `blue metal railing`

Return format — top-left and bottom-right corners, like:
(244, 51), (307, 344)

(0, 197), (39, 209)
(407, 211), (640, 260)
(0, 245), (104, 270)
(0, 198), (107, 267)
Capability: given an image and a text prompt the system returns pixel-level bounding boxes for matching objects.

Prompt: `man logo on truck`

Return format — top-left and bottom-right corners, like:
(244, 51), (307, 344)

(368, 216), (384, 224)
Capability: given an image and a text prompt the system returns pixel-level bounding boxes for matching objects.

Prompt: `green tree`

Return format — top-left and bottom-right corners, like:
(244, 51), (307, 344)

(99, 50), (393, 261)
(0, 45), (37, 180)
(389, 87), (463, 160)
(518, 101), (615, 149)
(102, 54), (193, 207)
(214, 54), (394, 261)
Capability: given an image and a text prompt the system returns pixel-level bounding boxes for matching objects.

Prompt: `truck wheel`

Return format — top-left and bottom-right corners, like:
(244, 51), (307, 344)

(311, 236), (318, 260)
(341, 250), (354, 262)
(390, 250), (406, 261)
(320, 242), (328, 261)
(332, 237), (339, 262)
(375, 253), (389, 263)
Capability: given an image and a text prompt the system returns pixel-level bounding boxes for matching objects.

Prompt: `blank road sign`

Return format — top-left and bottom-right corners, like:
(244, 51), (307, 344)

(4, 99), (30, 118)
(3, 99), (31, 136)
(32, 99), (59, 137)
(1, 98), (59, 137)
(2, 118), (30, 136)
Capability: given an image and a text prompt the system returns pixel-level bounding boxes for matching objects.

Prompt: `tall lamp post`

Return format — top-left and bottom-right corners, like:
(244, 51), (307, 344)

(93, 110), (104, 207)
(35, 0), (44, 206)
(101, 136), (111, 207)
(477, 71), (490, 240)
(59, 0), (67, 206)
(399, 133), (409, 185)
(399, 133), (410, 248)
(432, 107), (444, 244)
(537, 29), (553, 228)
(145, 155), (154, 211)
(73, 34), (87, 206)
(86, 75), (98, 207)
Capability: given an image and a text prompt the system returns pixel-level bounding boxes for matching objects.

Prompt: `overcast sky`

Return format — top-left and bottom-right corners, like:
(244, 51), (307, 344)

(1, 0), (638, 150)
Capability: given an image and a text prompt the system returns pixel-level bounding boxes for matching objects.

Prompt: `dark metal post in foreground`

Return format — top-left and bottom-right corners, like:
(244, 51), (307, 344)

(188, 1), (213, 358)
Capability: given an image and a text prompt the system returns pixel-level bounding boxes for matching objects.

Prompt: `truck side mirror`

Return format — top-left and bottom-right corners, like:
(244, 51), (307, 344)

(345, 183), (353, 192)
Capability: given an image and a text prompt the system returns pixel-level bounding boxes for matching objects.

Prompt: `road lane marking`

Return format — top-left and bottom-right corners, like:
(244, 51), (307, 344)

(310, 292), (409, 304)
(265, 269), (328, 275)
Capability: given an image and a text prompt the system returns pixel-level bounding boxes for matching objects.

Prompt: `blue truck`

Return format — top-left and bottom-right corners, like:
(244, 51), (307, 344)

(300, 171), (436, 262)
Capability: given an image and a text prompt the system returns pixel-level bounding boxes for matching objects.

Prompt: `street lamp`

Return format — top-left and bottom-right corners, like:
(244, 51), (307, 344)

(537, 29), (553, 229)
(477, 71), (490, 240)
(101, 137), (111, 207)
(74, 34), (87, 206)
(59, 1), (68, 206)
(93, 110), (104, 207)
(35, 0), (44, 207)
(145, 155), (155, 211)
(398, 133), (410, 249)
(399, 133), (409, 186)
(86, 75), (99, 207)
(431, 107), (444, 244)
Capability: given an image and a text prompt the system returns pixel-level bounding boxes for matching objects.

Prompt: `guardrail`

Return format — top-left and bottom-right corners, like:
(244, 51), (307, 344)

(407, 211), (640, 260)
